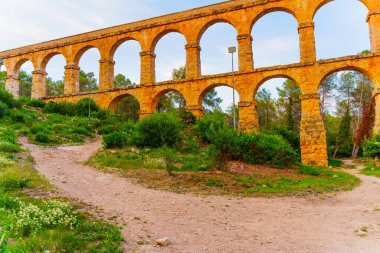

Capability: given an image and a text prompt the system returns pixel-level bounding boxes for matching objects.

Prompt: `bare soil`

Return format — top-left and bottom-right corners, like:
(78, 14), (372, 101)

(21, 138), (380, 253)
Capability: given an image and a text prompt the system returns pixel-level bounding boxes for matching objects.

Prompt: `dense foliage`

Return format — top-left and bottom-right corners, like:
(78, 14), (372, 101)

(133, 113), (182, 148)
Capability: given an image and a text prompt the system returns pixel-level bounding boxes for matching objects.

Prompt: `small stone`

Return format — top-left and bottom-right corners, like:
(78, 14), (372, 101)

(110, 150), (117, 154)
(328, 166), (333, 169)
(155, 237), (171, 247)
(131, 148), (140, 155)
(333, 175), (338, 178)
(371, 167), (375, 171)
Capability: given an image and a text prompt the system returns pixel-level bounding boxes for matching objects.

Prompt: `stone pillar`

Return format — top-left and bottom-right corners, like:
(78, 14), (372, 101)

(238, 100), (259, 133)
(5, 74), (20, 99)
(185, 43), (201, 79)
(237, 34), (253, 72)
(64, 63), (80, 95)
(300, 93), (328, 167)
(99, 59), (115, 91)
(140, 51), (156, 85)
(31, 70), (47, 99)
(298, 22), (316, 64)
(373, 89), (380, 134)
(367, 11), (380, 53)
(185, 105), (203, 118)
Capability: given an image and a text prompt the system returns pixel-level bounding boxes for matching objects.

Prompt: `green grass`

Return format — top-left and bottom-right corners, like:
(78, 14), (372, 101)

(361, 163), (380, 178)
(0, 119), (124, 252)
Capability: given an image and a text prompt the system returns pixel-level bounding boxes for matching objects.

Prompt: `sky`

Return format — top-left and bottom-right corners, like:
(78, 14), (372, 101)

(0, 0), (371, 110)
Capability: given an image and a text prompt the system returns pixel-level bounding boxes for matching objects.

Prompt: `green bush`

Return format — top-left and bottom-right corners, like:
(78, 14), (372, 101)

(197, 112), (227, 143)
(0, 89), (21, 108)
(35, 133), (50, 143)
(206, 126), (239, 170)
(161, 147), (177, 175)
(0, 101), (8, 118)
(26, 100), (46, 108)
(236, 133), (299, 168)
(363, 135), (380, 158)
(43, 102), (76, 116)
(299, 165), (322, 176)
(103, 132), (129, 149)
(9, 109), (38, 126)
(75, 99), (100, 117)
(0, 141), (22, 153)
(178, 111), (196, 125)
(270, 127), (300, 152)
(133, 113), (182, 148)
(30, 123), (51, 135)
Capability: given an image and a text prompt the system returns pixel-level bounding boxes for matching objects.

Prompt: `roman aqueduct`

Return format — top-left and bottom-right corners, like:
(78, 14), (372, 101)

(1, 0), (380, 167)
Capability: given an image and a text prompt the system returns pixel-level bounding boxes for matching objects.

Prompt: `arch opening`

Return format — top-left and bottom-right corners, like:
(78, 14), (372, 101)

(78, 47), (100, 92)
(251, 11), (300, 68)
(18, 60), (33, 98)
(156, 90), (186, 113)
(255, 78), (301, 134)
(0, 64), (7, 90)
(314, 0), (370, 59)
(318, 69), (374, 158)
(200, 22), (238, 75)
(111, 94), (141, 122)
(113, 40), (141, 87)
(45, 54), (66, 96)
(155, 32), (187, 82)
(201, 84), (239, 127)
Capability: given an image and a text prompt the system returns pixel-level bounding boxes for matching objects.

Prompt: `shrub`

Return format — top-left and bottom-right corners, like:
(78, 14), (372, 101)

(0, 89), (20, 108)
(9, 109), (38, 126)
(0, 155), (16, 168)
(362, 135), (380, 158)
(30, 123), (51, 134)
(197, 112), (227, 143)
(43, 101), (76, 116)
(133, 113), (182, 148)
(35, 132), (50, 143)
(206, 126), (239, 171)
(0, 141), (22, 153)
(236, 133), (299, 168)
(270, 127), (300, 152)
(161, 147), (177, 175)
(75, 98), (100, 117)
(26, 99), (46, 108)
(0, 102), (8, 118)
(178, 111), (196, 125)
(299, 165), (322, 176)
(103, 132), (129, 149)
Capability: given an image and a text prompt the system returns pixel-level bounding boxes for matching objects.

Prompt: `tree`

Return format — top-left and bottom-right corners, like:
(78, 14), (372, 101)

(19, 70), (33, 98)
(46, 77), (64, 96)
(203, 89), (223, 113)
(334, 108), (352, 158)
(319, 73), (338, 115)
(115, 96), (140, 122)
(79, 70), (98, 92)
(114, 73), (133, 88)
(171, 66), (186, 80)
(276, 79), (301, 132)
(256, 88), (277, 130)
(0, 71), (6, 90)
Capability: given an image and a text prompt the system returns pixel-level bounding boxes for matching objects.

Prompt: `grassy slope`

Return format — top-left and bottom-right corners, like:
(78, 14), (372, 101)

(361, 163), (380, 178)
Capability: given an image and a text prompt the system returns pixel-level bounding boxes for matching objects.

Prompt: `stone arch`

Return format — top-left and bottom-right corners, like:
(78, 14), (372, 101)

(251, 10), (300, 67)
(198, 83), (240, 110)
(318, 65), (373, 90)
(108, 37), (141, 60)
(313, 0), (370, 59)
(196, 19), (237, 43)
(254, 74), (300, 97)
(73, 45), (100, 65)
(152, 88), (187, 112)
(40, 52), (68, 70)
(13, 58), (34, 74)
(250, 7), (300, 33)
(199, 21), (238, 75)
(150, 29), (188, 52)
(108, 93), (141, 117)
(312, 0), (370, 20)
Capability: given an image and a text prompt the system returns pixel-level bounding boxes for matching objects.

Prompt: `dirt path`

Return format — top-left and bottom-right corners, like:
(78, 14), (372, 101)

(21, 138), (380, 253)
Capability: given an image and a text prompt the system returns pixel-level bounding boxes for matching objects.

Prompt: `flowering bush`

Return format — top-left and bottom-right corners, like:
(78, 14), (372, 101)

(13, 199), (77, 236)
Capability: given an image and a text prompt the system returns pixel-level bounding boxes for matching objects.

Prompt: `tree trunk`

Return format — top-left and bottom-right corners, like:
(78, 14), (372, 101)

(333, 146), (339, 159)
(351, 143), (360, 159)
